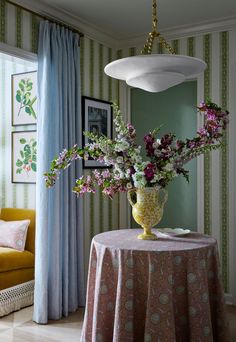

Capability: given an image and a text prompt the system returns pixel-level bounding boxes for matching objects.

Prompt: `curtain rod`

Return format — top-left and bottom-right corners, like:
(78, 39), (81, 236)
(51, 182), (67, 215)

(5, 0), (84, 37)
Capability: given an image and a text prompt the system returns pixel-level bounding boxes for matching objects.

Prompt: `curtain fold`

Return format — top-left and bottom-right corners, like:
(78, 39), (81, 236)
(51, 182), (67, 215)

(33, 21), (85, 324)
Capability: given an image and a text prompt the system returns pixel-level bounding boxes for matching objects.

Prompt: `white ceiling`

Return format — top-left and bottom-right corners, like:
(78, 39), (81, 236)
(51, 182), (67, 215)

(37, 0), (236, 40)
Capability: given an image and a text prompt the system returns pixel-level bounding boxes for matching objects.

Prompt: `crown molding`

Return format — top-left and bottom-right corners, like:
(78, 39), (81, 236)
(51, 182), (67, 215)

(8, 0), (118, 48)
(7, 1), (236, 50)
(115, 16), (236, 49)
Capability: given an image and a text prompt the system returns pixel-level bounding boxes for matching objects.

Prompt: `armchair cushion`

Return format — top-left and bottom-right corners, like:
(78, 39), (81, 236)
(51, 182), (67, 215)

(0, 208), (35, 254)
(0, 247), (34, 273)
(0, 219), (30, 251)
(0, 247), (34, 290)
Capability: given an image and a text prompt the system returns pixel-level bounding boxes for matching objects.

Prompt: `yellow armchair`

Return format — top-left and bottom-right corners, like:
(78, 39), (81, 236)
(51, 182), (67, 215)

(0, 208), (35, 291)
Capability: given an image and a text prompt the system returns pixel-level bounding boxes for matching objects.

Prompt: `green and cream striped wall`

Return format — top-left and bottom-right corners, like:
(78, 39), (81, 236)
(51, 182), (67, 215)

(0, 0), (38, 52)
(118, 31), (233, 294)
(0, 0), (39, 212)
(0, 54), (37, 209)
(80, 37), (126, 269)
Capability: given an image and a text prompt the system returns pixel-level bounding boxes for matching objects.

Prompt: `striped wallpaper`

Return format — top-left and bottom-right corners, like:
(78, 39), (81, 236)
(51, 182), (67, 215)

(119, 32), (232, 293)
(0, 0), (38, 212)
(0, 0), (235, 295)
(0, 53), (36, 210)
(0, 0), (39, 52)
(80, 37), (122, 268)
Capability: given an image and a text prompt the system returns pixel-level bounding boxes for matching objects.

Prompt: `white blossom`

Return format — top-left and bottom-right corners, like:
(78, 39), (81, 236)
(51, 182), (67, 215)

(114, 140), (130, 152)
(134, 155), (142, 163)
(150, 173), (163, 183)
(104, 156), (112, 165)
(154, 149), (161, 157)
(116, 156), (124, 164)
(152, 139), (161, 148)
(163, 163), (174, 172)
(132, 171), (147, 188)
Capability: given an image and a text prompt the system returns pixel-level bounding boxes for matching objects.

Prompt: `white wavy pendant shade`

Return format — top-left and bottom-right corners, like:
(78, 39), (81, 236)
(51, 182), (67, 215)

(127, 72), (185, 93)
(104, 54), (207, 93)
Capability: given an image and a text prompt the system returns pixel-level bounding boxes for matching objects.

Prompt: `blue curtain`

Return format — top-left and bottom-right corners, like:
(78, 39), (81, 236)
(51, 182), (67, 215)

(33, 21), (85, 324)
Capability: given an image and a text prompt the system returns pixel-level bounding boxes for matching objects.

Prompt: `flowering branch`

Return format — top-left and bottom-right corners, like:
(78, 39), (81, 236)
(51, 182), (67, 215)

(44, 100), (229, 198)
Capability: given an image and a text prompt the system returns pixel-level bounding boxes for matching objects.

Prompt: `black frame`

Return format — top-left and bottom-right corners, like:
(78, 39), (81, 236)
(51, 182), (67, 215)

(82, 96), (113, 168)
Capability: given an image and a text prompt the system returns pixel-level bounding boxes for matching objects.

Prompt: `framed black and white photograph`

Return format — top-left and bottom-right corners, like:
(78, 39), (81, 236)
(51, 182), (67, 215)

(82, 96), (112, 168)
(12, 71), (37, 126)
(12, 130), (37, 184)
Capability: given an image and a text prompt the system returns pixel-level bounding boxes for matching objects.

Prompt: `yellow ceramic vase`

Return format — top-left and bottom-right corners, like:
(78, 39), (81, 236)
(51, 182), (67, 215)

(127, 187), (168, 240)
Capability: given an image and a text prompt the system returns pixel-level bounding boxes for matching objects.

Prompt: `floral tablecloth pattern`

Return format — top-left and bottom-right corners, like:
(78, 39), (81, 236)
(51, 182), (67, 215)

(81, 229), (229, 342)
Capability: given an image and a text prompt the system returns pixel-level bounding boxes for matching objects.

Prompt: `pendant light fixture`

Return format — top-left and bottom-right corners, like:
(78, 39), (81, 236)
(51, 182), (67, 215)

(104, 0), (206, 93)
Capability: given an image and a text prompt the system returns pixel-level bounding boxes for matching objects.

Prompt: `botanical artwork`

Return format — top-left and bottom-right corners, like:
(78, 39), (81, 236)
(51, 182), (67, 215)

(12, 71), (37, 126)
(82, 97), (112, 168)
(12, 131), (37, 183)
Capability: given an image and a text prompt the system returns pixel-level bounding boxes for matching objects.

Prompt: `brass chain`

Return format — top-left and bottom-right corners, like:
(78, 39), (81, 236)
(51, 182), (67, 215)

(152, 0), (157, 32)
(141, 0), (175, 55)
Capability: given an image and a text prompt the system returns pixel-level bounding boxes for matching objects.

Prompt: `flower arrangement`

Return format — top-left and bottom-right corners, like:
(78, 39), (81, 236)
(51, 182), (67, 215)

(45, 101), (229, 198)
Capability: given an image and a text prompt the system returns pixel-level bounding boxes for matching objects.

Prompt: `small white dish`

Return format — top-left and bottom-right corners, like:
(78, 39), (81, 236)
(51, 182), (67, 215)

(157, 228), (191, 236)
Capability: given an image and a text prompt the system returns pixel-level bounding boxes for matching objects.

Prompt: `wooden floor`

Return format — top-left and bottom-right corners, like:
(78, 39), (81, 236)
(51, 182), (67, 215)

(0, 305), (235, 341)
(0, 306), (84, 342)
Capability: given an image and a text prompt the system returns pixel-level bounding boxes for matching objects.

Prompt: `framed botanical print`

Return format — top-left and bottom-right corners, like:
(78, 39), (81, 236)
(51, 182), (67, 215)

(12, 71), (37, 126)
(82, 96), (112, 168)
(12, 130), (37, 184)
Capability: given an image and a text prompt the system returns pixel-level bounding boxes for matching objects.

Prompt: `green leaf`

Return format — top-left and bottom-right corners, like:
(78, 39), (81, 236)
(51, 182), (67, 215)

(20, 138), (26, 144)
(26, 83), (33, 91)
(24, 149), (31, 156)
(151, 125), (163, 137)
(31, 162), (37, 172)
(18, 80), (25, 91)
(16, 94), (21, 102)
(23, 159), (29, 165)
(32, 154), (37, 162)
(26, 80), (33, 87)
(20, 150), (24, 158)
(16, 168), (22, 174)
(23, 92), (31, 104)
(16, 159), (23, 167)
(24, 155), (31, 161)
(24, 144), (31, 154)
(29, 106), (36, 119)
(103, 180), (110, 187)
(25, 106), (31, 114)
(32, 141), (37, 148)
(30, 96), (37, 106)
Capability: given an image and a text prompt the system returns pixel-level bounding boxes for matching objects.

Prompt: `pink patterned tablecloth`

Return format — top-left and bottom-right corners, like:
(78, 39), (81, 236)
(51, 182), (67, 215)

(81, 229), (229, 342)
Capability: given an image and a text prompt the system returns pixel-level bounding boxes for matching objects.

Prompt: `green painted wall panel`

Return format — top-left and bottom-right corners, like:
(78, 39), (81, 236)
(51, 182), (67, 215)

(131, 81), (197, 230)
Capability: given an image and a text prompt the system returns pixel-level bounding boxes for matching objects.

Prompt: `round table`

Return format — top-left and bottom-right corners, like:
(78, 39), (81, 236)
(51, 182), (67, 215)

(81, 229), (229, 342)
